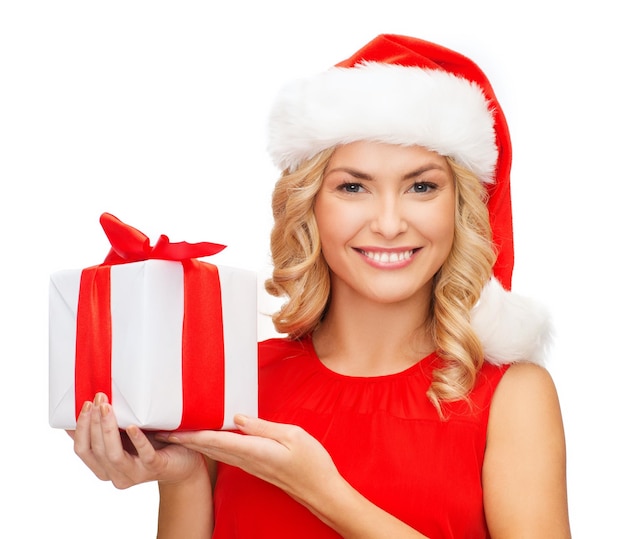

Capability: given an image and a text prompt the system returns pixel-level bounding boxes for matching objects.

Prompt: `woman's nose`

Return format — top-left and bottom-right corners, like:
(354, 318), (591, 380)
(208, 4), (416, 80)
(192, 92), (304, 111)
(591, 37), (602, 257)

(369, 196), (408, 238)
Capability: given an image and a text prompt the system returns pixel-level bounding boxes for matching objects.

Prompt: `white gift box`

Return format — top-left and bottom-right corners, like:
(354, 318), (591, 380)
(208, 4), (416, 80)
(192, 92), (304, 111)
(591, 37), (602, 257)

(49, 259), (258, 430)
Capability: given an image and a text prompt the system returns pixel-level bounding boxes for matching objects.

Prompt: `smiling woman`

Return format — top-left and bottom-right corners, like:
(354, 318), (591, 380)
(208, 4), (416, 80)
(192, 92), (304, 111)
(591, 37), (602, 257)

(69, 34), (571, 538)
(313, 142), (456, 329)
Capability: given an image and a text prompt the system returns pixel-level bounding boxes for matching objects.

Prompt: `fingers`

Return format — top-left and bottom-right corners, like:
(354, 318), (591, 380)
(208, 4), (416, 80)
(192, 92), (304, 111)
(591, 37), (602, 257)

(233, 415), (293, 440)
(73, 393), (148, 485)
(159, 418), (332, 501)
(71, 394), (205, 489)
(88, 396), (160, 488)
(234, 415), (308, 453)
(159, 416), (297, 454)
(73, 397), (110, 480)
(159, 417), (299, 469)
(161, 429), (250, 458)
(97, 402), (129, 465)
(126, 425), (159, 466)
(157, 430), (246, 474)
(88, 395), (109, 459)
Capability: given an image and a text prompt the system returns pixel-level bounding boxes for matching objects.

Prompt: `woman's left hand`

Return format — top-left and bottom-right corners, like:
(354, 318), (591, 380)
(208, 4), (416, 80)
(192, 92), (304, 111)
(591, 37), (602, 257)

(156, 415), (339, 509)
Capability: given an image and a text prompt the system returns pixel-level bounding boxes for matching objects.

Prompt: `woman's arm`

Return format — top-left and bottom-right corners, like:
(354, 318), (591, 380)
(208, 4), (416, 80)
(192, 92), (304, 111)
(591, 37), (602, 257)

(483, 362), (571, 538)
(157, 456), (215, 538)
(158, 416), (429, 539)
(304, 470), (429, 539)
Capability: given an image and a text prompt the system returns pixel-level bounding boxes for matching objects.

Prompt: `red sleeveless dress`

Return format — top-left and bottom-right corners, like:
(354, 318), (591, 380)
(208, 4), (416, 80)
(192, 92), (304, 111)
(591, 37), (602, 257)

(212, 337), (508, 538)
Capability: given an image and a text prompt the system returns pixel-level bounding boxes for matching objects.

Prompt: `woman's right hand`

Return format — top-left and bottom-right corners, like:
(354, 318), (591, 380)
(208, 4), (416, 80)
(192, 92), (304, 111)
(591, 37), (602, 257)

(67, 392), (205, 490)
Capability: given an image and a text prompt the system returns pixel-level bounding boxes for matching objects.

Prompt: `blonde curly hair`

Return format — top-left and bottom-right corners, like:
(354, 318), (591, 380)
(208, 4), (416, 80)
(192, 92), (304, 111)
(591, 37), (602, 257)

(265, 149), (495, 410)
(427, 159), (495, 414)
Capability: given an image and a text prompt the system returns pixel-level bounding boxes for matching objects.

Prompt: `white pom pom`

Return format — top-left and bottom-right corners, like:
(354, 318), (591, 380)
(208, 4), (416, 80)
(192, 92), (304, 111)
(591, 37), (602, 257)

(470, 278), (552, 365)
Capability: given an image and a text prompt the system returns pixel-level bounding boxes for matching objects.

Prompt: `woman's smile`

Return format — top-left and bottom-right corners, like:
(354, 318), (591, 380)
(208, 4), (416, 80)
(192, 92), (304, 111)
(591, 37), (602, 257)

(355, 247), (420, 268)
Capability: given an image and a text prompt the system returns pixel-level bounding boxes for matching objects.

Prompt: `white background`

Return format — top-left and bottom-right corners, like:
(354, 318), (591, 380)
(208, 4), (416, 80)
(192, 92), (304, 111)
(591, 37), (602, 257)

(1, 1), (624, 536)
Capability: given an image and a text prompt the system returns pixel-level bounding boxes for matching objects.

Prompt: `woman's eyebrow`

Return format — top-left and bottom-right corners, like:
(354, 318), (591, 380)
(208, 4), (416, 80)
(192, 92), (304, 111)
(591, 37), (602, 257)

(324, 167), (373, 180)
(325, 164), (446, 181)
(402, 164), (447, 180)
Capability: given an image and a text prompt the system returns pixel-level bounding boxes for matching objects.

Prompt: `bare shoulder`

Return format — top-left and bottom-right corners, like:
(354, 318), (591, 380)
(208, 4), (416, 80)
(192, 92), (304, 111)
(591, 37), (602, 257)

(483, 362), (571, 537)
(486, 362), (566, 474)
(487, 361), (565, 462)
(499, 360), (556, 387)
(492, 361), (561, 416)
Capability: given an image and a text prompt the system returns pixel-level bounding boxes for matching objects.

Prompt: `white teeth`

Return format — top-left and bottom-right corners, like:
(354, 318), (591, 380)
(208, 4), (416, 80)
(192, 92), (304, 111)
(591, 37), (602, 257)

(362, 250), (414, 263)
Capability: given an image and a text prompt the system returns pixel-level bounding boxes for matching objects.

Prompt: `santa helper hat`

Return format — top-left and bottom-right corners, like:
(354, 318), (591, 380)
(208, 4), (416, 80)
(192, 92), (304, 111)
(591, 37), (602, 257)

(267, 34), (550, 365)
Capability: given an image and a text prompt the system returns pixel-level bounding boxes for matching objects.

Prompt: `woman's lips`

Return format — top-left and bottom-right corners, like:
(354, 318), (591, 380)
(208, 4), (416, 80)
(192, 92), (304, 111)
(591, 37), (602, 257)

(355, 247), (420, 268)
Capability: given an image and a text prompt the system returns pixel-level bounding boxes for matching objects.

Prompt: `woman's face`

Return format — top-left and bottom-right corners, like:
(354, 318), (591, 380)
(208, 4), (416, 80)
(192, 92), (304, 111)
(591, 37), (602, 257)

(313, 141), (456, 307)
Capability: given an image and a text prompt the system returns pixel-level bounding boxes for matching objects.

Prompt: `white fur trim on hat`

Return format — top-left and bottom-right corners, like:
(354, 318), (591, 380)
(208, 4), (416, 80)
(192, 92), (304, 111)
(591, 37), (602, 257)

(471, 278), (552, 366)
(268, 62), (498, 181)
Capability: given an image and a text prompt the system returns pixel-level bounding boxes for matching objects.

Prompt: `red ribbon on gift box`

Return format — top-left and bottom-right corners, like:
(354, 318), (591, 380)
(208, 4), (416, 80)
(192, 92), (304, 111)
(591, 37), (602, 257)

(75, 213), (228, 430)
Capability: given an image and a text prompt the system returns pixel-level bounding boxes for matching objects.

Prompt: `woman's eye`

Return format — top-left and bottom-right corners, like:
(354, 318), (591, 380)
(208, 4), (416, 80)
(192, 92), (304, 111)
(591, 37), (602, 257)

(409, 182), (436, 194)
(339, 182), (364, 193)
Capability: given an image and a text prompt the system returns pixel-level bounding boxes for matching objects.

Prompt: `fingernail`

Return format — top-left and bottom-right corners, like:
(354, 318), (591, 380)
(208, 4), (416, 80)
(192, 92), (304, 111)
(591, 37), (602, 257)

(100, 403), (110, 417)
(81, 401), (92, 414)
(234, 414), (247, 427)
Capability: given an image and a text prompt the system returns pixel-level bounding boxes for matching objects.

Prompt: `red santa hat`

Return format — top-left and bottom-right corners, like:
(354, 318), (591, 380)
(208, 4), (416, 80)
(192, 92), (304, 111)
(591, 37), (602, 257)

(267, 34), (551, 365)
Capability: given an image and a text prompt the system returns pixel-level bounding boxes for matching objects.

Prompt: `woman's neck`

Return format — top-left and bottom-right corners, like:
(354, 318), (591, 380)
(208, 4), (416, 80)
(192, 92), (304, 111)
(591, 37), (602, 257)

(312, 291), (434, 377)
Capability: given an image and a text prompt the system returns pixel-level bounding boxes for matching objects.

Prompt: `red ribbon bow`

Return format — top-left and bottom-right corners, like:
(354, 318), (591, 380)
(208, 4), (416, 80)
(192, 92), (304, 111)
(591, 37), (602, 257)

(100, 212), (226, 264)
